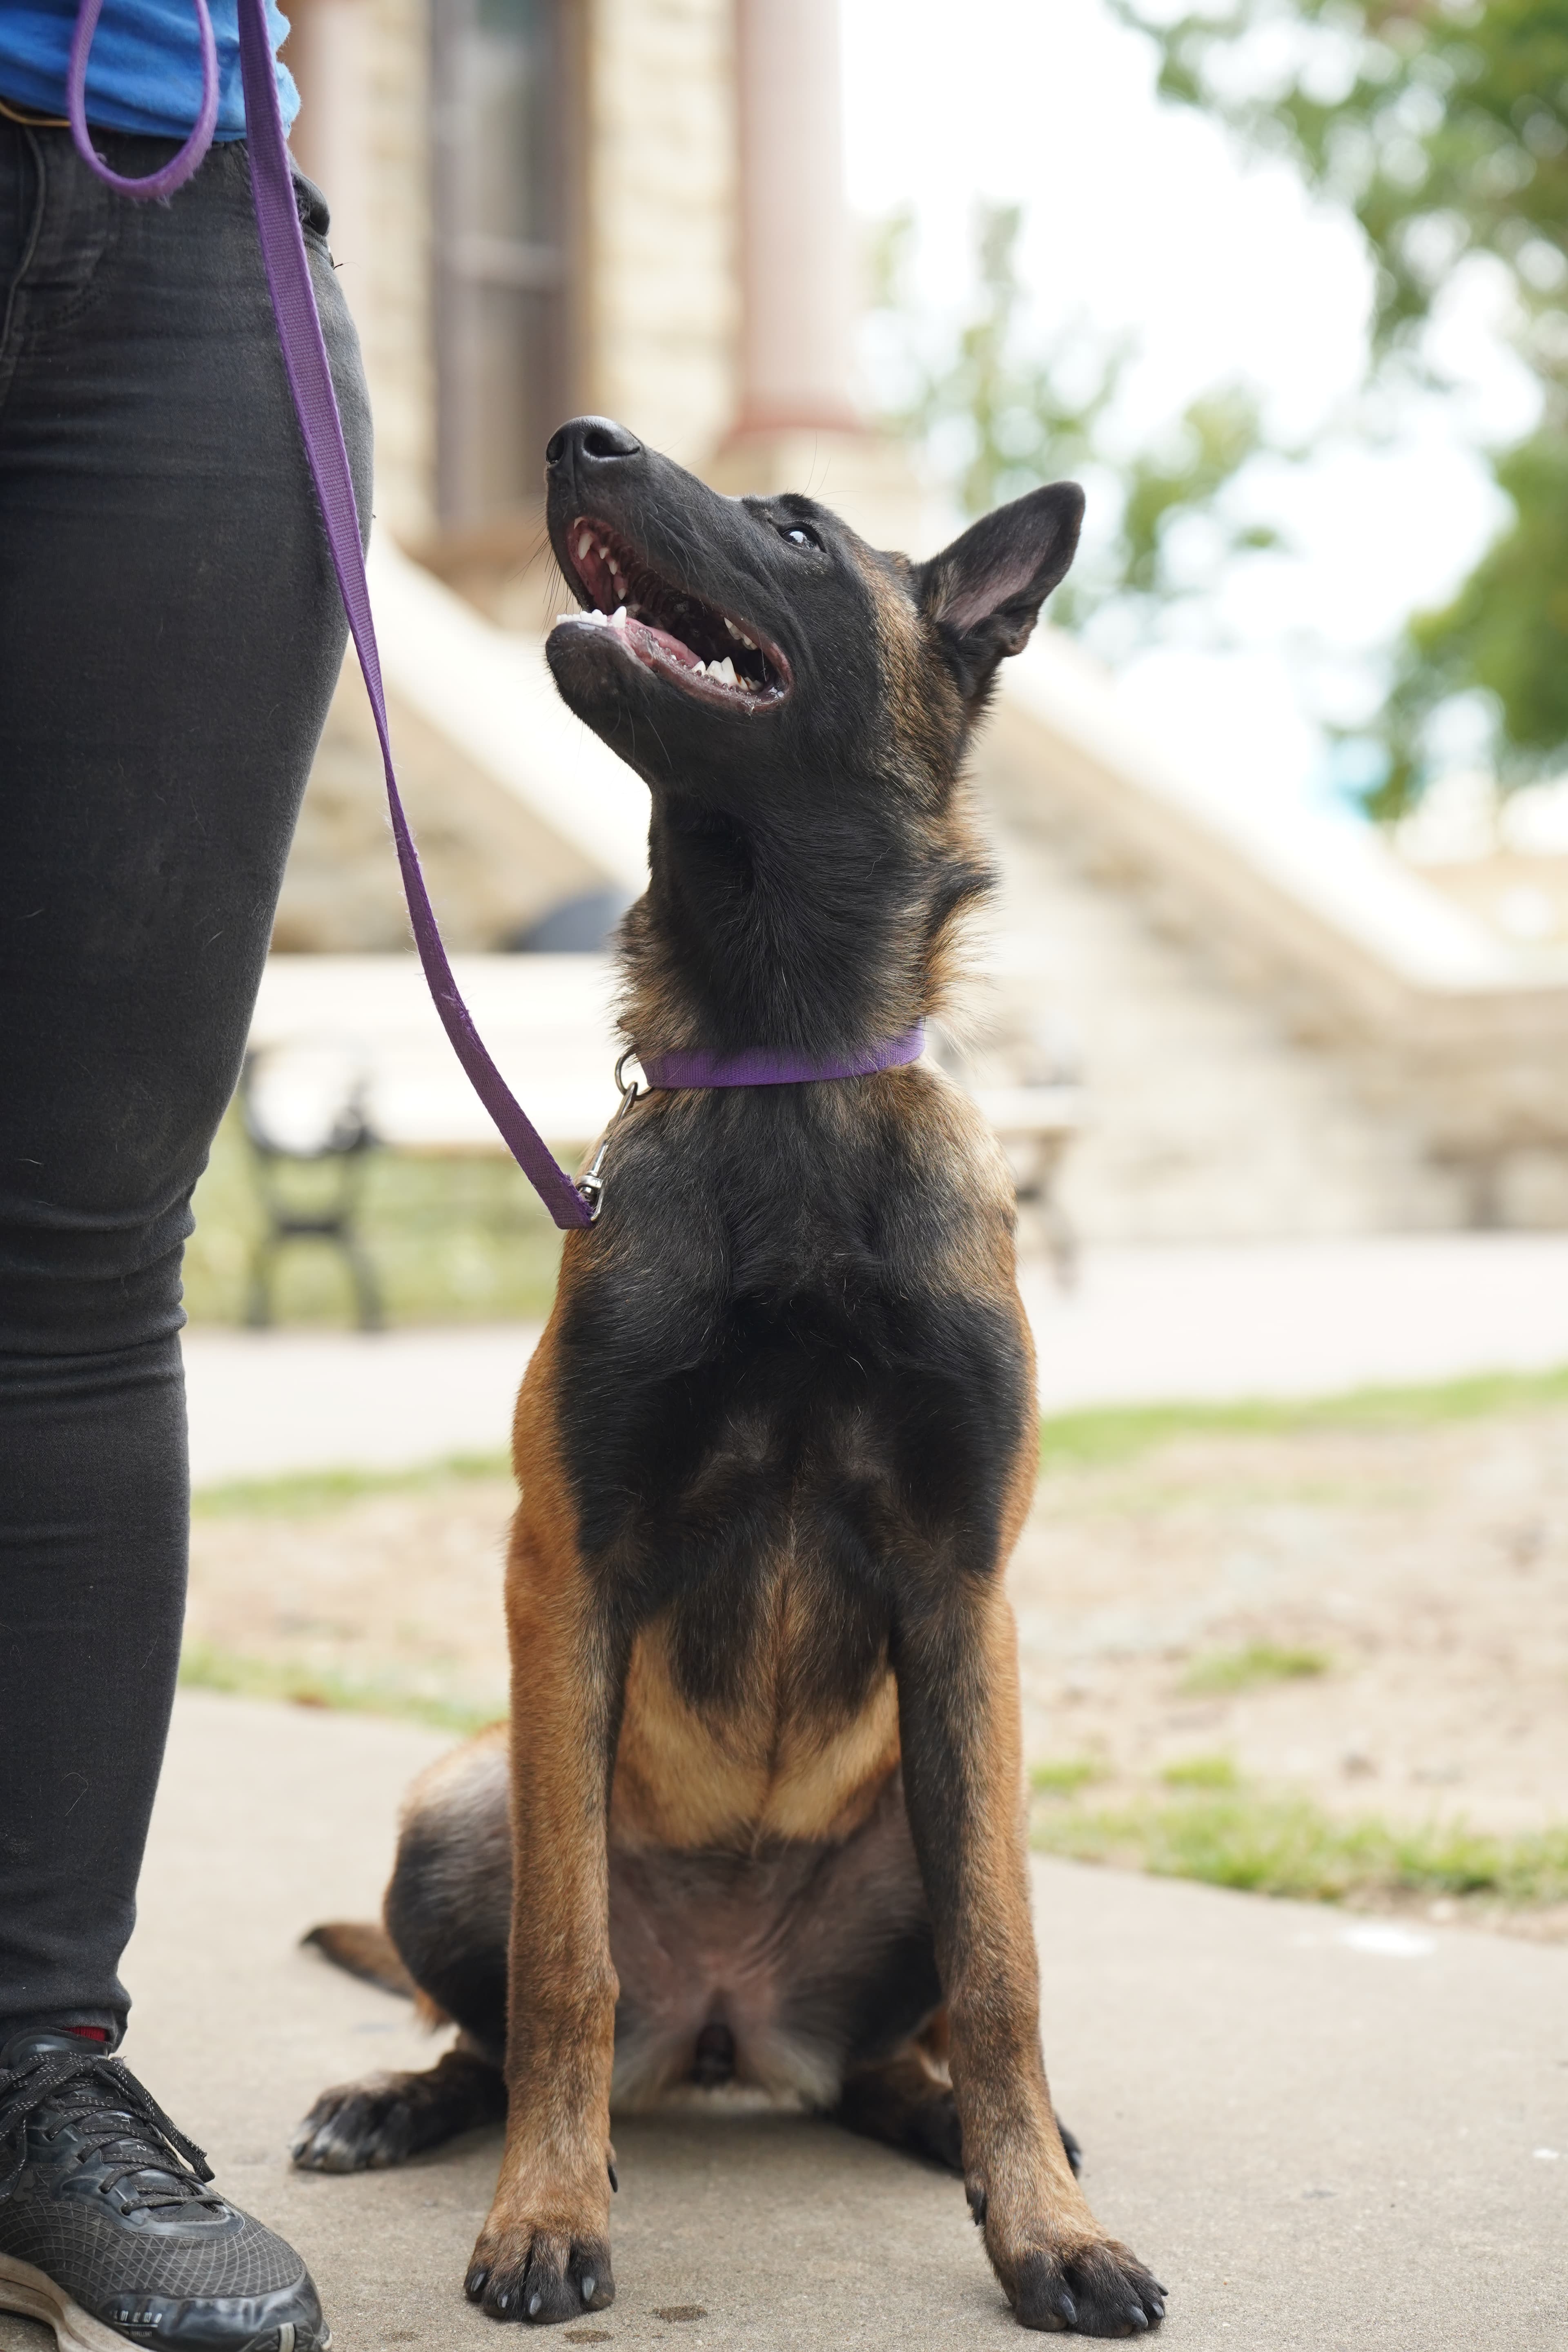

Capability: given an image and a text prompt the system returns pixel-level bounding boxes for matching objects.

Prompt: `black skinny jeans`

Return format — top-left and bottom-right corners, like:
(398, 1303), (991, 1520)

(0, 117), (371, 2038)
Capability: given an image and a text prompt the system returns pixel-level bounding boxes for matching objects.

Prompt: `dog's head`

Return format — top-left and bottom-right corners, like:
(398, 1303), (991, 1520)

(542, 416), (1082, 1049)
(543, 416), (1082, 815)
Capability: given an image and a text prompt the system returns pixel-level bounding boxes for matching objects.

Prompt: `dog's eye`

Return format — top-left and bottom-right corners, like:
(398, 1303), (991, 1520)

(777, 523), (821, 550)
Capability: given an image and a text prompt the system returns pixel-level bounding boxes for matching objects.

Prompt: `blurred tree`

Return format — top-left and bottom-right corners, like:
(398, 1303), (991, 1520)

(871, 201), (1280, 638)
(1111, 0), (1568, 813)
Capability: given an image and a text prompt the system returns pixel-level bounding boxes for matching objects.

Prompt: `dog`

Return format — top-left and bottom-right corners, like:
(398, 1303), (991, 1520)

(291, 417), (1166, 2337)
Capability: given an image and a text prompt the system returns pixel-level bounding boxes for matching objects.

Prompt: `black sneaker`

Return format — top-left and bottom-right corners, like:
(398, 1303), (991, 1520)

(0, 2031), (329, 2352)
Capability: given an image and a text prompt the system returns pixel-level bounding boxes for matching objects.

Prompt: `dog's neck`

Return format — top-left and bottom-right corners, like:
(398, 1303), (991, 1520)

(620, 791), (982, 1063)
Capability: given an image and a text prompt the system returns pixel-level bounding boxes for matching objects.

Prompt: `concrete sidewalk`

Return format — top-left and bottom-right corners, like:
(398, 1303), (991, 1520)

(183, 1233), (1568, 1483)
(2, 1693), (1558, 2352)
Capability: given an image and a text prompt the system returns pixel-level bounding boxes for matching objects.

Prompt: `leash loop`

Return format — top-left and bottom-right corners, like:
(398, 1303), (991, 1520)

(67, 0), (220, 200)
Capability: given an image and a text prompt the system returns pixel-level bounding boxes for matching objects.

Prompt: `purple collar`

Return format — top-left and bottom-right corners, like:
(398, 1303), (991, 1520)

(640, 1025), (925, 1090)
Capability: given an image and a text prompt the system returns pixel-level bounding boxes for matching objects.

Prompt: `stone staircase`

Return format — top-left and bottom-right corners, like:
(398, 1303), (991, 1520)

(965, 633), (1568, 1238)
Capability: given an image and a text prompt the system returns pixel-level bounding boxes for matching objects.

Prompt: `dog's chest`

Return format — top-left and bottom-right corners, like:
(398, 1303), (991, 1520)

(609, 1542), (901, 1853)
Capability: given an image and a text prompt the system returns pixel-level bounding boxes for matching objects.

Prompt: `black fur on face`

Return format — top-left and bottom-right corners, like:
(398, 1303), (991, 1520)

(542, 416), (1083, 1060)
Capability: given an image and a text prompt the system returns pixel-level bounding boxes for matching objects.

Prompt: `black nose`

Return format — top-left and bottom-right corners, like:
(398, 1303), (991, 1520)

(545, 416), (644, 468)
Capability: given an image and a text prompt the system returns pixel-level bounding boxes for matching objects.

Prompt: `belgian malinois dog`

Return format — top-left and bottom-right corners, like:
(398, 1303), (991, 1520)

(292, 418), (1166, 2336)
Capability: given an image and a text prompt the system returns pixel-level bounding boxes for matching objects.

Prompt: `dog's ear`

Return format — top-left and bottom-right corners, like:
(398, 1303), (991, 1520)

(916, 482), (1084, 707)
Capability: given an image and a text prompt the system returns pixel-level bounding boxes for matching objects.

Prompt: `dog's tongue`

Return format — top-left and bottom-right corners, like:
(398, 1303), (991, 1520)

(628, 615), (702, 670)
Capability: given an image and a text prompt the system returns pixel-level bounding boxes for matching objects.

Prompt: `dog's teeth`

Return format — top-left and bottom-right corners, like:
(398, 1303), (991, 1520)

(576, 531), (591, 559)
(585, 608), (606, 624)
(713, 655), (738, 686)
(740, 630), (757, 650)
(610, 605), (628, 630)
(612, 573), (627, 597)
(724, 617), (740, 639)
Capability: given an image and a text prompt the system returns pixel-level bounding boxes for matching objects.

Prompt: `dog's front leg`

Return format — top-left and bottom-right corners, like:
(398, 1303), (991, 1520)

(896, 1575), (1165, 2335)
(466, 1415), (621, 2326)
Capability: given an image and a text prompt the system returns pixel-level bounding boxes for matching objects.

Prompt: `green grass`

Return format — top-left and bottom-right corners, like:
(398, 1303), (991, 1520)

(177, 1641), (501, 1736)
(1031, 1786), (1568, 1907)
(192, 1453), (512, 1518)
(1180, 1643), (1332, 1695)
(183, 1108), (564, 1327)
(1037, 1368), (1568, 1472)
(1029, 1757), (1107, 1797)
(1160, 1753), (1240, 1790)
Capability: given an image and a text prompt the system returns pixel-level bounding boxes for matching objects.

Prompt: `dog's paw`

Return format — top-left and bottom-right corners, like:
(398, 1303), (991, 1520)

(1003, 2241), (1166, 2336)
(290, 2075), (425, 2172)
(465, 2227), (614, 2325)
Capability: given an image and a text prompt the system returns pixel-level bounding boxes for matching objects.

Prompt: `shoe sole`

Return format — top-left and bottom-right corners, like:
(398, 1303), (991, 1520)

(0, 2257), (329, 2352)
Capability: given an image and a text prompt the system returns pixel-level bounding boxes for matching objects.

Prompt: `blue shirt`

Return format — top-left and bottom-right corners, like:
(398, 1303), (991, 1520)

(0, 1), (297, 140)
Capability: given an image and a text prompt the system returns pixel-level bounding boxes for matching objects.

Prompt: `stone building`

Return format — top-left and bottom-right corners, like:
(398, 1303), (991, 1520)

(273, 0), (1568, 1239)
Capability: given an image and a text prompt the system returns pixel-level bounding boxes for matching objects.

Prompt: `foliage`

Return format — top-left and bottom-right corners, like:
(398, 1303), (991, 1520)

(1181, 1642), (1332, 1693)
(192, 1454), (512, 1517)
(1160, 1752), (1242, 1787)
(1112, 0), (1568, 805)
(1035, 1363), (1568, 1470)
(1116, 0), (1568, 364)
(1033, 1782), (1568, 1905)
(871, 201), (1278, 638)
(1375, 425), (1568, 809)
(178, 1639), (501, 1736)
(1030, 1757), (1109, 1796)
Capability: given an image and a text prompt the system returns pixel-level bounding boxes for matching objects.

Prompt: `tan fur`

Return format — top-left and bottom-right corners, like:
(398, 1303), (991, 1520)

(918, 1565), (1107, 2294)
(610, 1612), (901, 1853)
(301, 1921), (416, 1998)
(470, 1299), (619, 2285)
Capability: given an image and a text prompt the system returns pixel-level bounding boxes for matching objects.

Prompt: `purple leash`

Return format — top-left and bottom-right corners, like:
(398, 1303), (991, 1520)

(67, 0), (594, 1227)
(66, 0), (924, 1229)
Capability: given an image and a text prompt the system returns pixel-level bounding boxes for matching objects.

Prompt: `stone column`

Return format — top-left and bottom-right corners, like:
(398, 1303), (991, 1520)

(285, 0), (374, 301)
(283, 0), (435, 544)
(709, 0), (928, 550)
(733, 0), (858, 436)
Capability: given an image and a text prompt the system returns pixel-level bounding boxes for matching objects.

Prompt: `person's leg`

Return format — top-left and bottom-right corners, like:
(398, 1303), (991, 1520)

(0, 116), (371, 2037)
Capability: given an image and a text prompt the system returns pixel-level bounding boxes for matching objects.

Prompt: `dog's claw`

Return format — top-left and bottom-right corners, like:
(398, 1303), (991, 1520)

(468, 2231), (615, 2325)
(1010, 2244), (1163, 2334)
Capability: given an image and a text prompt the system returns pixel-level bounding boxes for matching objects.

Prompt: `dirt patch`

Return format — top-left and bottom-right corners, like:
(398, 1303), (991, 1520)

(1010, 1411), (1568, 1838)
(187, 1480), (516, 1724)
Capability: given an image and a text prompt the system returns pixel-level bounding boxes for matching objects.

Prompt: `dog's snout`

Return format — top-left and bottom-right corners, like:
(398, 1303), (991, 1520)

(546, 415), (644, 469)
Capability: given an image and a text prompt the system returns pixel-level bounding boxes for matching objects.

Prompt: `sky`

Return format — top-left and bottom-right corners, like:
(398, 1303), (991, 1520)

(837, 0), (1540, 814)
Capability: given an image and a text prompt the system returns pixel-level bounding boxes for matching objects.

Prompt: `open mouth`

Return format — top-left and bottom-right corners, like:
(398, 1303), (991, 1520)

(554, 519), (790, 710)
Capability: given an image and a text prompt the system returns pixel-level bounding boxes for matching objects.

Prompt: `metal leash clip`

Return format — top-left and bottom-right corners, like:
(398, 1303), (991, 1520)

(577, 1050), (643, 1223)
